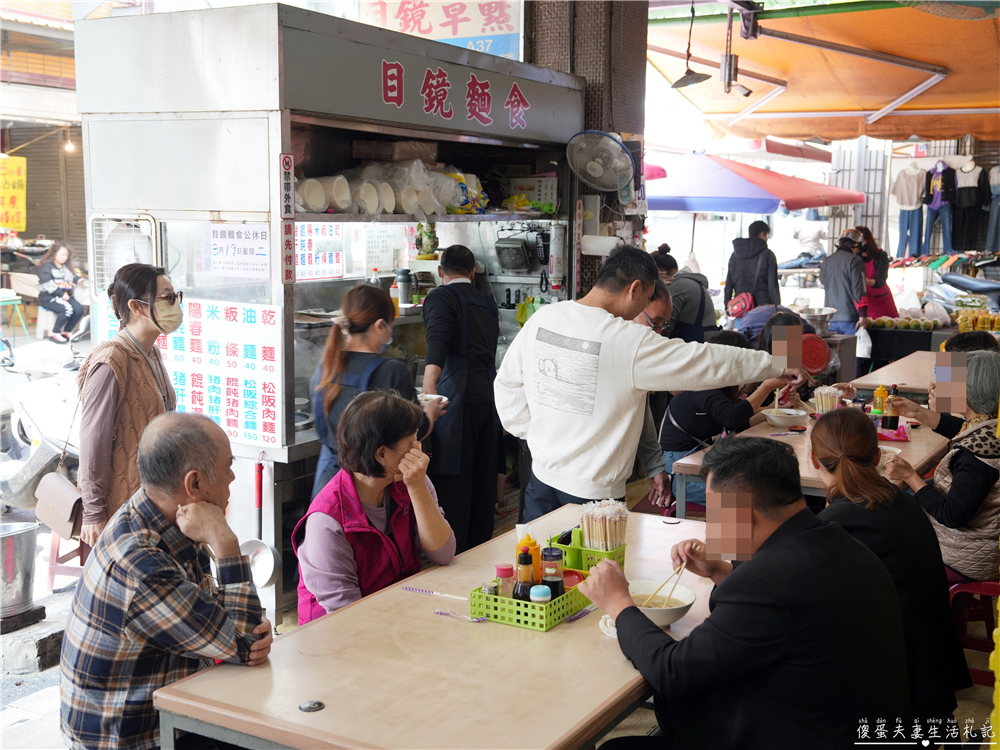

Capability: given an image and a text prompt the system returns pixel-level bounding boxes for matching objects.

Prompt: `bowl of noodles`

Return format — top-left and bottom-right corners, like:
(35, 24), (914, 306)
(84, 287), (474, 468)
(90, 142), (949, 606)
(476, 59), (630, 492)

(627, 580), (697, 629)
(762, 408), (808, 428)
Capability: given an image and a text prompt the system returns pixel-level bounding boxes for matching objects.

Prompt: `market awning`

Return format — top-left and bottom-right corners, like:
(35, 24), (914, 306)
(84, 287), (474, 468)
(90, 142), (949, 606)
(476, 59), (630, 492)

(647, 2), (1000, 141)
(706, 136), (832, 163)
(646, 153), (866, 213)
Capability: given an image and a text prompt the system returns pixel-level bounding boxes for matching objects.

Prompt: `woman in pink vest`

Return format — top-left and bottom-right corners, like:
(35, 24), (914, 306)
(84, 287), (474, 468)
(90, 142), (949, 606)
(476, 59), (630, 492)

(292, 391), (456, 623)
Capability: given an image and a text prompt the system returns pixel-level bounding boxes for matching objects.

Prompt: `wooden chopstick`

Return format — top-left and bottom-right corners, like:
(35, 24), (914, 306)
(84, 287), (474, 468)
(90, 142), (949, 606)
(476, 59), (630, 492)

(640, 565), (682, 608)
(662, 561), (687, 607)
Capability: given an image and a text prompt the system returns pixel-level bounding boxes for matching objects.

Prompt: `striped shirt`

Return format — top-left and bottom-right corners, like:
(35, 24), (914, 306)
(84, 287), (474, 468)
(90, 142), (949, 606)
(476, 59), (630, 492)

(60, 489), (263, 750)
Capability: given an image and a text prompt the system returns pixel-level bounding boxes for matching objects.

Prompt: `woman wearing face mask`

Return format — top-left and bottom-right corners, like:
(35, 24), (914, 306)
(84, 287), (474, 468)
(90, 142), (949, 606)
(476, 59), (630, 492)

(76, 264), (181, 548)
(309, 285), (444, 499)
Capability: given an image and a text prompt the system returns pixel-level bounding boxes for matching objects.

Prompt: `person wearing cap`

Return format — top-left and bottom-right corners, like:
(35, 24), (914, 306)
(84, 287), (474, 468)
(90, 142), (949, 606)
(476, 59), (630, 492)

(724, 221), (780, 328)
(820, 229), (868, 336)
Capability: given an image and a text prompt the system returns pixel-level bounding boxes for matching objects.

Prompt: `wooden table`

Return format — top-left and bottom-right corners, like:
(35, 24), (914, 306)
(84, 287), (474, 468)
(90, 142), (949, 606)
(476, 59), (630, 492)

(670, 416), (949, 518)
(155, 507), (713, 750)
(851, 350), (937, 396)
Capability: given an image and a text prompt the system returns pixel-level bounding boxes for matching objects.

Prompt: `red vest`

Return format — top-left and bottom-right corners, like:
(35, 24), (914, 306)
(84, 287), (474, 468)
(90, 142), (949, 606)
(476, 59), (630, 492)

(291, 469), (421, 625)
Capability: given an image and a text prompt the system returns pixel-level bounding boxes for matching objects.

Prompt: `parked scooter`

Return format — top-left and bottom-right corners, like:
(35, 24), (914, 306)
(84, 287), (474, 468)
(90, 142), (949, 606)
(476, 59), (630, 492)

(0, 323), (88, 509)
(923, 274), (1000, 314)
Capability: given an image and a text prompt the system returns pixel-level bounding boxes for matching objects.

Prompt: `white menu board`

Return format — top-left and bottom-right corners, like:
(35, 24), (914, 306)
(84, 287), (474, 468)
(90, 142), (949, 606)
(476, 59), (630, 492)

(210, 223), (270, 280)
(93, 296), (284, 447)
(294, 222), (346, 280)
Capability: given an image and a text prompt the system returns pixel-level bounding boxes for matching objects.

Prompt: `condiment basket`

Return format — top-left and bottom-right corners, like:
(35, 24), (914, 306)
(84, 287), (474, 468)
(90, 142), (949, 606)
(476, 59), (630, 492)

(469, 570), (590, 632)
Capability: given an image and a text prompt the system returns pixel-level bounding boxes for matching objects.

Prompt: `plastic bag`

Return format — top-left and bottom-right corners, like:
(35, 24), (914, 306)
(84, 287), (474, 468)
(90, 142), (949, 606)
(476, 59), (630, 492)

(684, 250), (702, 275)
(855, 326), (872, 358)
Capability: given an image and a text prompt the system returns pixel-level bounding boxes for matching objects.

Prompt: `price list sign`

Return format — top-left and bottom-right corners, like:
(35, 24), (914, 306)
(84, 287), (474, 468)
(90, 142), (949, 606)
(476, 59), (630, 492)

(93, 297), (284, 446)
(155, 299), (284, 447)
(294, 222), (346, 280)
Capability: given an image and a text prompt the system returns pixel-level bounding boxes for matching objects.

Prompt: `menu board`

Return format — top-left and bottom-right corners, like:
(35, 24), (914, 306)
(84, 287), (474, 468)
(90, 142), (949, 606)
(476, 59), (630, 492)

(294, 221), (416, 279)
(93, 296), (284, 447)
(294, 222), (346, 281)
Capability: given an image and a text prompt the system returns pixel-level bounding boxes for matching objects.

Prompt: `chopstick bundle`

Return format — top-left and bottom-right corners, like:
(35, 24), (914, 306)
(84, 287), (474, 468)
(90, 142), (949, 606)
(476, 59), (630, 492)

(580, 499), (629, 551)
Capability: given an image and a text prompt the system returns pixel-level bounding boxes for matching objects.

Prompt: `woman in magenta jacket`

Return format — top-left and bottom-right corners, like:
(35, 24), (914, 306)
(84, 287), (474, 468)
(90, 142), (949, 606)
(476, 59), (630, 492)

(292, 391), (455, 623)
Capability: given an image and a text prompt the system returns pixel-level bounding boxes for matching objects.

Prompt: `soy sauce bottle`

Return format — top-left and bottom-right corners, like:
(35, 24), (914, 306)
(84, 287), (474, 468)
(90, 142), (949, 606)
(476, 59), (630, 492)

(881, 385), (900, 430)
(512, 546), (535, 602)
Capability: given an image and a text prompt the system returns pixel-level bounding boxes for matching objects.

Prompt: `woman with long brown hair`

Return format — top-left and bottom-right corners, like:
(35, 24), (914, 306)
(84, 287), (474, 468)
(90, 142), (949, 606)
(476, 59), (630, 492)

(37, 241), (85, 342)
(810, 408), (970, 721)
(309, 284), (444, 498)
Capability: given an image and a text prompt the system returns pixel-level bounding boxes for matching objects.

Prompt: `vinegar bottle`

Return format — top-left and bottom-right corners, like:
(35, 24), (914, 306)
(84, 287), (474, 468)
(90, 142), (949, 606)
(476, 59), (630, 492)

(512, 547), (535, 602)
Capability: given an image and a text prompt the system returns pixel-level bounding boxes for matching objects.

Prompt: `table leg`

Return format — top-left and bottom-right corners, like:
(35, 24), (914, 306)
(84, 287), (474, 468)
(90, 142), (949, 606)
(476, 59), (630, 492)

(675, 475), (687, 520)
(14, 303), (30, 345)
(160, 711), (177, 750)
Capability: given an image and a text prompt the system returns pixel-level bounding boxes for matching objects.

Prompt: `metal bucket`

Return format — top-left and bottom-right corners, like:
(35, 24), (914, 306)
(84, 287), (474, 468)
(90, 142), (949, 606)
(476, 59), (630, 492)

(1, 522), (39, 617)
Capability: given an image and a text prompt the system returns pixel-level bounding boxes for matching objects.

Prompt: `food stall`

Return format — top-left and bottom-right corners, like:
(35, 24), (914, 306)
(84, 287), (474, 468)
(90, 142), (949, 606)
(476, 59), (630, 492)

(75, 4), (585, 622)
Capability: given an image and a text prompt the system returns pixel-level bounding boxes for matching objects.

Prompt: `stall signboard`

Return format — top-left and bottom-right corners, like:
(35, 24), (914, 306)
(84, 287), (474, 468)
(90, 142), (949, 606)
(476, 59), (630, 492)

(93, 296), (284, 447)
(210, 223), (270, 279)
(0, 157), (27, 232)
(283, 21), (582, 144)
(362, 1), (521, 60)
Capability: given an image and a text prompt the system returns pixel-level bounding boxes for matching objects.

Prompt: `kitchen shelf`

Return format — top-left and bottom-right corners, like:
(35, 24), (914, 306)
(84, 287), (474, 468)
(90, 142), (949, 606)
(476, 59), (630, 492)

(294, 213), (566, 224)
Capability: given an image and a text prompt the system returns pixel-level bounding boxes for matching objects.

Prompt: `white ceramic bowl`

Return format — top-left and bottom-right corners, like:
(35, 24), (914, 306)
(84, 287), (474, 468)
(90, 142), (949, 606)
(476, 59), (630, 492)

(627, 581), (696, 629)
(417, 393), (449, 406)
(878, 445), (902, 467)
(762, 409), (808, 428)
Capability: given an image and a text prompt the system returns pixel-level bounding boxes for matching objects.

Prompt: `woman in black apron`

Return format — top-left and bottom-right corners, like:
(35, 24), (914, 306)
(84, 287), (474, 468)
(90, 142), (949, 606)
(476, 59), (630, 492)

(310, 285), (444, 498)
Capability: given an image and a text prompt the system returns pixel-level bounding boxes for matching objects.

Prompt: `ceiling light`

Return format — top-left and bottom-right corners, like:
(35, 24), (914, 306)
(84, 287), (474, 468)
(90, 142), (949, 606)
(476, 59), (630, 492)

(64, 139), (75, 152)
(673, 69), (712, 89)
(732, 84), (753, 97)
(673, 0), (711, 90)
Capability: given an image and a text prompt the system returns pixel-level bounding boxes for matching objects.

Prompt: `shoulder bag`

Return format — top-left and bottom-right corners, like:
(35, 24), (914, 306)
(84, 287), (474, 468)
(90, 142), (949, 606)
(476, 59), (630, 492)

(34, 400), (83, 541)
(726, 251), (765, 319)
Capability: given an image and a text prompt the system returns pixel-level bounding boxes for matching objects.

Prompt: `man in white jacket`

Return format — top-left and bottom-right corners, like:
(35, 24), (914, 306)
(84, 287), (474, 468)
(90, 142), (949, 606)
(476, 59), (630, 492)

(495, 246), (808, 521)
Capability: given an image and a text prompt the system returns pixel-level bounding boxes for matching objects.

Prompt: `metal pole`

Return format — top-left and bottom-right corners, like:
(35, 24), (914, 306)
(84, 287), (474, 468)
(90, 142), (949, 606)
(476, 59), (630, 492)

(754, 26), (948, 76)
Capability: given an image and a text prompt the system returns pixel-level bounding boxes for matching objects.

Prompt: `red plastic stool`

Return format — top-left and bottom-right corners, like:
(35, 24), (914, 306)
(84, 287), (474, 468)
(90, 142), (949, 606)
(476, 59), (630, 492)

(48, 533), (89, 592)
(949, 579), (999, 687)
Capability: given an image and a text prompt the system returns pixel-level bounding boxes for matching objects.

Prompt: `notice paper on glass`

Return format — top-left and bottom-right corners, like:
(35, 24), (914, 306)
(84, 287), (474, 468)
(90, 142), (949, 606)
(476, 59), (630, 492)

(211, 223), (270, 279)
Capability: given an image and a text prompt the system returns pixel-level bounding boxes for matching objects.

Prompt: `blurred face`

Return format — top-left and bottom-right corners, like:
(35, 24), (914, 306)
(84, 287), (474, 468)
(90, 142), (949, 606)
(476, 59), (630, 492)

(705, 475), (754, 561)
(933, 351), (967, 414)
(55, 247), (69, 265)
(200, 426), (236, 512)
(771, 325), (803, 370)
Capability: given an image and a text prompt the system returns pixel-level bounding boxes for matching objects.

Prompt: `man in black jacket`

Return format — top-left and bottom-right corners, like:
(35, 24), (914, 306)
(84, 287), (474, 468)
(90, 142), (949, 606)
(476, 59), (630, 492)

(579, 437), (911, 749)
(724, 220), (780, 316)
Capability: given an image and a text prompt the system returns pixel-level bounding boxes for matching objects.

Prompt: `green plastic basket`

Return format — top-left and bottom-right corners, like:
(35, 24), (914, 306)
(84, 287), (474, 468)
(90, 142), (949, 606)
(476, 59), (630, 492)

(549, 539), (626, 572)
(469, 578), (590, 632)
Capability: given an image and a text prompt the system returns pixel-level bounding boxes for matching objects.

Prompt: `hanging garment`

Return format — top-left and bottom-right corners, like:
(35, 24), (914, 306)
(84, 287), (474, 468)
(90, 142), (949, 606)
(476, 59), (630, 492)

(898, 208), (923, 258)
(924, 203), (953, 255)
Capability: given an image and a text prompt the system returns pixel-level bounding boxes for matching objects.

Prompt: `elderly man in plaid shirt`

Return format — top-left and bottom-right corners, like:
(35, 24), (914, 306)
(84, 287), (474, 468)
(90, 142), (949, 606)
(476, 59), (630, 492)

(61, 412), (273, 750)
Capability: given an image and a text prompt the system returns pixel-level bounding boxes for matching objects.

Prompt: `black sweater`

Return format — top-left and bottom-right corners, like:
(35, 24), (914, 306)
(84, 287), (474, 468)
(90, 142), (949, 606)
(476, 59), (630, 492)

(659, 388), (753, 452)
(422, 282), (498, 403)
(918, 412), (999, 528)
(819, 490), (970, 718)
